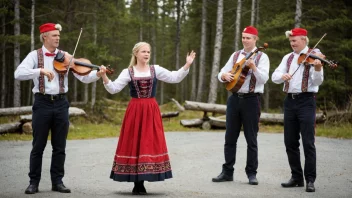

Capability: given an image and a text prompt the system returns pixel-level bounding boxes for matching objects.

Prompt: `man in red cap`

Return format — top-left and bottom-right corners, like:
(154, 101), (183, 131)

(271, 27), (324, 192)
(14, 23), (103, 194)
(212, 26), (270, 185)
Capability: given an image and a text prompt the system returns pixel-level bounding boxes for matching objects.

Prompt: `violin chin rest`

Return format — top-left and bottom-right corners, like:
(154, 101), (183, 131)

(54, 51), (65, 62)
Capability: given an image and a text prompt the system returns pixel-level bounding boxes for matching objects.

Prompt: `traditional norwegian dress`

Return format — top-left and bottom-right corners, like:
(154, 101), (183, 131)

(105, 65), (189, 182)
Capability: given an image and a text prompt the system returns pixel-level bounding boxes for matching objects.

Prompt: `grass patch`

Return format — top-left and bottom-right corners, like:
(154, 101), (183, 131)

(316, 123), (352, 139)
(68, 123), (120, 140)
(0, 101), (351, 140)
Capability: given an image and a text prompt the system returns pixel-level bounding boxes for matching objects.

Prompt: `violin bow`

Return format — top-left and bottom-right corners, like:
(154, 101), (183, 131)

(300, 33), (327, 65)
(290, 33), (327, 78)
(68, 28), (83, 69)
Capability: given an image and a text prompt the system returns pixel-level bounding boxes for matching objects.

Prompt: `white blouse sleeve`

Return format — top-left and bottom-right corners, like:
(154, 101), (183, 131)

(104, 69), (131, 94)
(154, 65), (189, 83)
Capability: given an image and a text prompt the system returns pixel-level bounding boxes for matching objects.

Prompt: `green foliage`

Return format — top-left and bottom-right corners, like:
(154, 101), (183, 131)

(2, 0), (352, 110)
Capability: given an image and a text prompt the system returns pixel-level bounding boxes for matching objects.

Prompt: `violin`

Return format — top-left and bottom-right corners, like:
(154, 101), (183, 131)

(298, 53), (338, 69)
(53, 51), (114, 75)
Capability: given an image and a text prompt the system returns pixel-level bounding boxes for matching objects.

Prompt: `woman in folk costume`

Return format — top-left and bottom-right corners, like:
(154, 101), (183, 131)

(99, 42), (196, 195)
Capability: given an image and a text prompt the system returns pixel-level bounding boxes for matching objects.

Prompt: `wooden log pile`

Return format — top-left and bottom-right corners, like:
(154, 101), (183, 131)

(0, 106), (86, 134)
(180, 100), (327, 130)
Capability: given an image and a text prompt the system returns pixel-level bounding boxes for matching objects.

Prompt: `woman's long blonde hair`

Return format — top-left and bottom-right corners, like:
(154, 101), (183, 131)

(128, 42), (151, 68)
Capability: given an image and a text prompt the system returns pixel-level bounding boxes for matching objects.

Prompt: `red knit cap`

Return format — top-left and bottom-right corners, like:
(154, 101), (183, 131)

(243, 26), (258, 36)
(285, 28), (307, 37)
(39, 23), (62, 33)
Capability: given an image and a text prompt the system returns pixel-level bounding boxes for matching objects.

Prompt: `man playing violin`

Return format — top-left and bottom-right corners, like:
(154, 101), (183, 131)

(212, 26), (270, 185)
(271, 27), (324, 192)
(14, 23), (103, 194)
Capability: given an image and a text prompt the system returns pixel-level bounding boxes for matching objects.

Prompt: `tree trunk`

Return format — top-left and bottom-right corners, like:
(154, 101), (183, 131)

(234, 0), (242, 51)
(151, 0), (157, 65)
(159, 0), (166, 105)
(264, 84), (269, 112)
(27, 0), (35, 106)
(196, 0), (207, 102)
(251, 0), (256, 25)
(13, 0), (21, 107)
(190, 58), (197, 101)
(1, 11), (6, 108)
(207, 0), (223, 104)
(175, 0), (181, 70)
(255, 0), (260, 26)
(91, 7), (97, 110)
(175, 0), (182, 101)
(139, 0), (143, 41)
(295, 0), (302, 27)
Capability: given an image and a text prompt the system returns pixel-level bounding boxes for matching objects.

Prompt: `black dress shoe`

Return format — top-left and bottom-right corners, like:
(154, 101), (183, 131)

(52, 183), (71, 193)
(212, 172), (233, 182)
(138, 181), (147, 195)
(25, 184), (38, 194)
(306, 181), (315, 192)
(132, 181), (147, 195)
(248, 176), (258, 185)
(132, 184), (138, 195)
(281, 178), (304, 187)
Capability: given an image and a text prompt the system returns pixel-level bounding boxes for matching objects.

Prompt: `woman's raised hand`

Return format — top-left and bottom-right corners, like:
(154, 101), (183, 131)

(184, 50), (196, 70)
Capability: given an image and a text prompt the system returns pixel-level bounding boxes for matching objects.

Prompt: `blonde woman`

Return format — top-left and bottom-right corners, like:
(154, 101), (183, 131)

(99, 42), (195, 195)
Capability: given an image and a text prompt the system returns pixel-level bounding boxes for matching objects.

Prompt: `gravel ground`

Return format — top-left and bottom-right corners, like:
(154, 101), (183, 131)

(0, 132), (351, 198)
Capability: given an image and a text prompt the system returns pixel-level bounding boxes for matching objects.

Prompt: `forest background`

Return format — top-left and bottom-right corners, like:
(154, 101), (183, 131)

(0, 0), (351, 129)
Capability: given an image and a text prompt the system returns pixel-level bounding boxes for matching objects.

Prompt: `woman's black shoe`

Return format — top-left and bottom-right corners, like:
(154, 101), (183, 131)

(132, 182), (139, 195)
(138, 181), (147, 195)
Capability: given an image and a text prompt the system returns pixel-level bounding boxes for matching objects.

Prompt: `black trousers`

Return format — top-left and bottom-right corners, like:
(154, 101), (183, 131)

(29, 93), (69, 185)
(284, 93), (316, 182)
(222, 93), (261, 177)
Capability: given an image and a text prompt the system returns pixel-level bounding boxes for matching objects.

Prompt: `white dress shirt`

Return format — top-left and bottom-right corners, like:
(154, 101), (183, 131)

(104, 65), (189, 94)
(217, 48), (270, 93)
(14, 46), (100, 94)
(271, 46), (324, 93)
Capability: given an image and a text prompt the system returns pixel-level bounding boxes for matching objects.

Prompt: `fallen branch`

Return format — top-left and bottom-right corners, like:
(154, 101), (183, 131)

(0, 122), (22, 134)
(171, 98), (185, 112)
(180, 118), (203, 127)
(161, 111), (179, 118)
(184, 100), (226, 114)
(0, 106), (32, 116)
(19, 107), (86, 122)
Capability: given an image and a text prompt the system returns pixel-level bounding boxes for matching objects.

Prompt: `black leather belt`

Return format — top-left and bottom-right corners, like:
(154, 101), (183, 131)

(35, 93), (66, 101)
(287, 92), (314, 99)
(234, 92), (260, 98)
